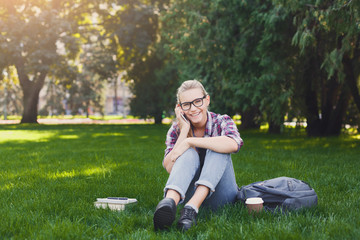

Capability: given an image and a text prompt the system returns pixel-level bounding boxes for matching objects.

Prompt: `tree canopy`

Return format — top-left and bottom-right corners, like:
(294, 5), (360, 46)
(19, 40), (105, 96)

(0, 0), (359, 135)
(0, 0), (82, 122)
(161, 0), (360, 135)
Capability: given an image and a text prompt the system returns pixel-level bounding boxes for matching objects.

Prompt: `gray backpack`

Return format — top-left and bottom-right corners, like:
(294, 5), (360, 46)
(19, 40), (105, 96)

(237, 176), (318, 212)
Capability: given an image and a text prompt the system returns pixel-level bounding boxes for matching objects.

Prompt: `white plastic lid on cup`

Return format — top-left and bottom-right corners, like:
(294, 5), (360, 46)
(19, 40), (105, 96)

(245, 197), (264, 204)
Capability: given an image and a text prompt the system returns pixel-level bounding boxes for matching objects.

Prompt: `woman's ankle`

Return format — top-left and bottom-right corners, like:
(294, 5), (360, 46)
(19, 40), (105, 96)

(165, 189), (181, 205)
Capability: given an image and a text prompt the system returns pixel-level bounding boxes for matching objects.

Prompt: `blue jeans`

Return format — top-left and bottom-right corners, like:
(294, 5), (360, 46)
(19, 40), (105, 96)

(164, 148), (238, 210)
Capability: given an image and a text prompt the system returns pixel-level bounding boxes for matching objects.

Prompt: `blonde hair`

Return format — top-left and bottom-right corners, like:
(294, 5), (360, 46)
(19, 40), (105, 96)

(176, 80), (208, 104)
(176, 80), (208, 137)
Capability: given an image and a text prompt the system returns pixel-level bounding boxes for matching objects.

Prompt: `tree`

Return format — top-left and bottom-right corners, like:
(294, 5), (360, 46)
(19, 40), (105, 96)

(0, 0), (178, 123)
(162, 0), (360, 135)
(80, 35), (120, 115)
(38, 78), (66, 116)
(0, 0), (82, 123)
(127, 46), (179, 124)
(278, 0), (360, 135)
(67, 72), (104, 117)
(161, 0), (296, 132)
(99, 0), (177, 123)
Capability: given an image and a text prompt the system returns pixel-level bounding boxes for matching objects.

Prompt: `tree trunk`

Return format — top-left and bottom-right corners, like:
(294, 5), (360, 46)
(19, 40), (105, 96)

(154, 112), (163, 124)
(325, 85), (351, 135)
(268, 118), (283, 134)
(303, 57), (322, 136)
(343, 55), (360, 113)
(321, 76), (340, 134)
(86, 101), (90, 118)
(16, 60), (47, 124)
(114, 78), (118, 113)
(239, 107), (260, 130)
(303, 57), (350, 136)
(21, 85), (42, 123)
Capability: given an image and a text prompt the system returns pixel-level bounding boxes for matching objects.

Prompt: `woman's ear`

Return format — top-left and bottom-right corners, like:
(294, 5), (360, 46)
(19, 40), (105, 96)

(206, 95), (210, 106)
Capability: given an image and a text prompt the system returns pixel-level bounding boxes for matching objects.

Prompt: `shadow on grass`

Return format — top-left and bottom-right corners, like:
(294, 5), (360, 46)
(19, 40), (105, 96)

(0, 124), (169, 202)
(0, 125), (173, 238)
(0, 124), (359, 238)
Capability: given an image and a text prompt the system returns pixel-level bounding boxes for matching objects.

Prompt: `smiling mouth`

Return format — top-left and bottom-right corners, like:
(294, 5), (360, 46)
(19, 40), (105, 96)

(189, 112), (201, 117)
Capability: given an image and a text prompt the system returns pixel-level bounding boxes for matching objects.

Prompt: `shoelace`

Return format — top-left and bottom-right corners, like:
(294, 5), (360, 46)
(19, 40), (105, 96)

(182, 207), (196, 220)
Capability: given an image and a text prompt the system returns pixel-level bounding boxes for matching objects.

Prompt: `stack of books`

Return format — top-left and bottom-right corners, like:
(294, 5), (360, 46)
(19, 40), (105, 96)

(94, 197), (137, 211)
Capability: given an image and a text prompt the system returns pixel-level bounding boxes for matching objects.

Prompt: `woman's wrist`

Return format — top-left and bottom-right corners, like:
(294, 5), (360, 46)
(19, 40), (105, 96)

(183, 137), (194, 148)
(179, 124), (190, 134)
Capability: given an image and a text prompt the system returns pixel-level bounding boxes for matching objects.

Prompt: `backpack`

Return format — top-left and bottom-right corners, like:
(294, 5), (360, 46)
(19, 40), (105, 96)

(237, 176), (318, 212)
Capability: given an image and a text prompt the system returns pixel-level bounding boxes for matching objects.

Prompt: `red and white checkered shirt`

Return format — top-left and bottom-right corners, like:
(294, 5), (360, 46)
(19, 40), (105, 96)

(164, 111), (243, 159)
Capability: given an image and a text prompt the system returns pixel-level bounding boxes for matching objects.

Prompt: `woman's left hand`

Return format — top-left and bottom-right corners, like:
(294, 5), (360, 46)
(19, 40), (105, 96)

(169, 138), (191, 162)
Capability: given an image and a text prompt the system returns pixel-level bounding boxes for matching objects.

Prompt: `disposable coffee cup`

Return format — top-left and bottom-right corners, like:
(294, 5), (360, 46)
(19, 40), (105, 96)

(245, 197), (264, 215)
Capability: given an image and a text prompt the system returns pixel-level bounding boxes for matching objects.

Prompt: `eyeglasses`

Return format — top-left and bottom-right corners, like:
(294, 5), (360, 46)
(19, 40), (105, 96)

(179, 95), (207, 111)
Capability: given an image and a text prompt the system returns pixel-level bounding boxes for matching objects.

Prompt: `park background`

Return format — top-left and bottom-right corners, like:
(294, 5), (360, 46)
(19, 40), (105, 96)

(0, 0), (359, 136)
(0, 0), (360, 239)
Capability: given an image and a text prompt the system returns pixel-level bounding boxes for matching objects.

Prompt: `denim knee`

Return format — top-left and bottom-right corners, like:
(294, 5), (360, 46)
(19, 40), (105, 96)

(195, 150), (232, 198)
(164, 148), (201, 201)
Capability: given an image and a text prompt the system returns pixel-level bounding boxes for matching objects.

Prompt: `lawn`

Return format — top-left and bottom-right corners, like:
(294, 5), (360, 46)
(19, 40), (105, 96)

(0, 124), (359, 239)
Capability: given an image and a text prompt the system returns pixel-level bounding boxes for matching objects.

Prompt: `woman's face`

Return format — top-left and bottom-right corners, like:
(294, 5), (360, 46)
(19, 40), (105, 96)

(179, 88), (210, 127)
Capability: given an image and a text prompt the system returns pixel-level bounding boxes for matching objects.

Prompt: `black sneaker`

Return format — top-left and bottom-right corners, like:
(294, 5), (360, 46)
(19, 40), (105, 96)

(153, 198), (177, 231)
(177, 206), (197, 231)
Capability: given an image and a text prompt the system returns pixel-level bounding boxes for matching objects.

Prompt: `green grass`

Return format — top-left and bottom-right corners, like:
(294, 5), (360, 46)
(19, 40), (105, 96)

(1, 115), (139, 121)
(0, 124), (359, 239)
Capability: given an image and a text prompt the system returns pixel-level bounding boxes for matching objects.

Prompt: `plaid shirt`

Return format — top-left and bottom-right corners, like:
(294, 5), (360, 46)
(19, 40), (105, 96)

(164, 111), (243, 158)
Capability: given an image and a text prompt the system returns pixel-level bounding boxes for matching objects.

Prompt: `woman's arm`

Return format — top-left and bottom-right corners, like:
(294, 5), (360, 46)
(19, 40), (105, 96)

(164, 135), (238, 173)
(163, 126), (189, 173)
(186, 136), (238, 153)
(163, 106), (191, 173)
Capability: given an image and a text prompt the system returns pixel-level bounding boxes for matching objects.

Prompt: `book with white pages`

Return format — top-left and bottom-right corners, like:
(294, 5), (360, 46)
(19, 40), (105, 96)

(94, 197), (137, 211)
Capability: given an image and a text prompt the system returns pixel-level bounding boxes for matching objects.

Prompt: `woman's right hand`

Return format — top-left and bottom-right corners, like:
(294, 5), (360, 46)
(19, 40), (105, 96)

(175, 105), (190, 131)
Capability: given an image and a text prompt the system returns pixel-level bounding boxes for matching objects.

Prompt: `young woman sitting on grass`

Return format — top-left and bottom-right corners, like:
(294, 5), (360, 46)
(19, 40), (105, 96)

(153, 80), (243, 231)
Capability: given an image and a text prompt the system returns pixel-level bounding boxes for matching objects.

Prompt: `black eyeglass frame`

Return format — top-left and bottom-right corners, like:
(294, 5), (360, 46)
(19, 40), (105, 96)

(179, 95), (207, 111)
